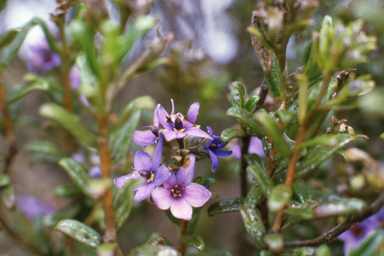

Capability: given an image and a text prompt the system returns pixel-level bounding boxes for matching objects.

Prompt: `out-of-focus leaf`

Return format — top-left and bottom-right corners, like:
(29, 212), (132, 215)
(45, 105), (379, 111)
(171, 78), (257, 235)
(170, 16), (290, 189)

(239, 206), (266, 248)
(23, 139), (60, 157)
(110, 110), (141, 163)
(28, 153), (59, 166)
(193, 177), (217, 189)
(180, 235), (205, 252)
(0, 28), (20, 48)
(260, 251), (274, 256)
(245, 95), (260, 113)
(227, 107), (265, 137)
(244, 186), (263, 208)
(247, 165), (273, 197)
(0, 174), (10, 188)
(232, 82), (245, 108)
(380, 133), (384, 140)
(293, 179), (312, 203)
(208, 197), (244, 216)
(245, 154), (266, 172)
(254, 112), (290, 157)
(316, 245), (332, 256)
(6, 79), (50, 105)
(220, 128), (245, 143)
(0, 154), (5, 163)
(55, 185), (82, 197)
(42, 205), (82, 228)
(32, 18), (60, 54)
(58, 158), (91, 197)
(281, 247), (318, 256)
(313, 198), (366, 218)
(186, 250), (232, 256)
(268, 184), (292, 213)
(0, 0), (8, 13)
(276, 110), (294, 127)
(39, 103), (97, 149)
(349, 231), (384, 256)
(129, 244), (181, 256)
(147, 233), (172, 246)
(113, 179), (142, 230)
(263, 234), (284, 255)
(97, 243), (118, 256)
(264, 55), (283, 100)
(0, 185), (15, 210)
(55, 219), (101, 248)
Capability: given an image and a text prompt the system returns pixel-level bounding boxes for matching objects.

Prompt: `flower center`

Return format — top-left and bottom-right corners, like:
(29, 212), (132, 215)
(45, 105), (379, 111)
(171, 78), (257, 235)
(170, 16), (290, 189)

(174, 118), (185, 132)
(151, 126), (159, 137)
(209, 143), (218, 150)
(139, 170), (155, 183)
(350, 223), (364, 238)
(171, 185), (183, 198)
(43, 51), (52, 62)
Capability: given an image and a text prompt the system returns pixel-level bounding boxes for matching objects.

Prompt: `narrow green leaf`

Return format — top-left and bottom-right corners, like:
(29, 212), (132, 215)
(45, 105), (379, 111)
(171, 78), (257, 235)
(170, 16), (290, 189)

(0, 28), (20, 48)
(54, 219), (101, 248)
(349, 231), (384, 256)
(316, 245), (333, 256)
(245, 95), (260, 113)
(275, 110), (294, 127)
(293, 179), (312, 203)
(313, 198), (367, 218)
(28, 153), (59, 166)
(186, 249), (232, 256)
(284, 200), (319, 220)
(245, 154), (266, 171)
(58, 158), (91, 197)
(381, 133), (384, 140)
(208, 197), (244, 216)
(31, 18), (61, 54)
(0, 174), (10, 188)
(244, 186), (263, 208)
(260, 251), (274, 256)
(239, 206), (267, 248)
(254, 112), (290, 157)
(6, 79), (49, 105)
(247, 165), (274, 197)
(55, 185), (82, 197)
(232, 82), (245, 108)
(97, 243), (119, 255)
(23, 139), (61, 157)
(0, 0), (8, 13)
(230, 88), (241, 108)
(264, 55), (283, 100)
(267, 184), (292, 213)
(220, 128), (245, 143)
(129, 244), (181, 256)
(113, 179), (142, 230)
(180, 235), (205, 252)
(227, 107), (265, 137)
(39, 103), (97, 149)
(110, 110), (142, 163)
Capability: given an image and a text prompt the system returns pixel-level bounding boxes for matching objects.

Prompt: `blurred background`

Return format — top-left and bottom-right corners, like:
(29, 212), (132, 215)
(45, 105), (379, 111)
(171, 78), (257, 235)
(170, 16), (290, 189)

(1, 0), (384, 255)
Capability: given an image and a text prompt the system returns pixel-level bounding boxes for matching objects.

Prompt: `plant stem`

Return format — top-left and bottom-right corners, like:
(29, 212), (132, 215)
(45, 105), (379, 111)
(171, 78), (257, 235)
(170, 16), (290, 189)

(240, 136), (251, 197)
(179, 220), (188, 255)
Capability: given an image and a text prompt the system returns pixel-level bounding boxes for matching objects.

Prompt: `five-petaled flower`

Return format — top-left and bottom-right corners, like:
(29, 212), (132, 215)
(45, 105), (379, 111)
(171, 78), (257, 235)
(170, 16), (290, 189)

(151, 154), (211, 221)
(205, 126), (232, 172)
(132, 104), (162, 146)
(28, 39), (61, 72)
(114, 138), (171, 202)
(157, 100), (212, 142)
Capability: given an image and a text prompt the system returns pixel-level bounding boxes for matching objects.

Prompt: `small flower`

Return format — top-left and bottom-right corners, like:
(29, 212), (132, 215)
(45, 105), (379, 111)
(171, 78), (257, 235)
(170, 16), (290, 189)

(114, 138), (170, 202)
(205, 126), (232, 172)
(231, 136), (266, 159)
(157, 100), (212, 142)
(69, 65), (81, 90)
(27, 39), (61, 72)
(152, 154), (211, 221)
(17, 194), (55, 220)
(132, 104), (162, 146)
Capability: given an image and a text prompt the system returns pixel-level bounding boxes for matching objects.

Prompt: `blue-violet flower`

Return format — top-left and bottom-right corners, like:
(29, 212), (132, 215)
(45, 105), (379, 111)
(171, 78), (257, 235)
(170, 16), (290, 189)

(27, 39), (61, 72)
(231, 136), (266, 158)
(132, 104), (162, 146)
(205, 126), (232, 172)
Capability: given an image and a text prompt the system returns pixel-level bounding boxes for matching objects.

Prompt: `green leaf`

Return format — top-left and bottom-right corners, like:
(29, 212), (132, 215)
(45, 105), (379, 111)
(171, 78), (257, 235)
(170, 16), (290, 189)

(245, 95), (260, 113)
(55, 185), (82, 197)
(263, 234), (284, 255)
(113, 179), (142, 230)
(264, 55), (283, 100)
(0, 0), (8, 13)
(313, 198), (367, 218)
(316, 245), (332, 256)
(284, 200), (319, 220)
(293, 179), (312, 203)
(0, 174), (11, 188)
(28, 153), (60, 166)
(23, 139), (61, 157)
(0, 28), (20, 48)
(381, 133), (384, 140)
(97, 243), (119, 255)
(232, 82), (245, 108)
(6, 79), (50, 105)
(254, 112), (291, 157)
(260, 251), (274, 256)
(0, 185), (15, 210)
(186, 250), (232, 256)
(39, 103), (97, 149)
(58, 158), (91, 197)
(239, 206), (266, 248)
(244, 186), (263, 208)
(110, 110), (142, 163)
(276, 110), (294, 127)
(220, 128), (245, 143)
(180, 235), (205, 252)
(226, 107), (265, 137)
(247, 165), (274, 197)
(230, 88), (241, 108)
(54, 219), (101, 248)
(208, 197), (244, 216)
(245, 154), (266, 172)
(193, 177), (217, 189)
(349, 231), (384, 256)
(31, 18), (61, 54)
(267, 184), (292, 213)
(129, 244), (181, 256)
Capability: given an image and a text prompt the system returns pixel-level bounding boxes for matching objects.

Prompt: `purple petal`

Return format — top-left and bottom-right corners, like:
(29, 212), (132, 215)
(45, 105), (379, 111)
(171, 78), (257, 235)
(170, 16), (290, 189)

(170, 198), (193, 220)
(163, 173), (177, 189)
(163, 130), (187, 141)
(182, 121), (194, 129)
(176, 154), (195, 186)
(152, 187), (174, 210)
(133, 130), (157, 146)
(17, 195), (55, 219)
(207, 126), (214, 137)
(185, 128), (212, 140)
(249, 137), (266, 158)
(79, 94), (90, 107)
(230, 143), (241, 159)
(89, 166), (102, 179)
(187, 102), (200, 124)
(152, 138), (163, 170)
(134, 182), (156, 202)
(69, 65), (81, 90)
(208, 149), (219, 172)
(183, 184), (211, 207)
(133, 150), (152, 170)
(114, 172), (141, 188)
(157, 105), (172, 130)
(153, 104), (160, 126)
(154, 165), (171, 186)
(171, 99), (175, 115)
(212, 148), (232, 158)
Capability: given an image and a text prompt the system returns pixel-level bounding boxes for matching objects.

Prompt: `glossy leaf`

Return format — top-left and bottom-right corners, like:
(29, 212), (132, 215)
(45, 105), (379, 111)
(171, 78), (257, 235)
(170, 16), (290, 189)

(245, 95), (260, 113)
(293, 179), (312, 203)
(349, 231), (384, 256)
(23, 139), (61, 157)
(28, 153), (60, 166)
(244, 186), (263, 208)
(113, 179), (142, 230)
(276, 110), (294, 127)
(313, 198), (366, 218)
(58, 158), (91, 197)
(208, 197), (244, 216)
(284, 200), (319, 221)
(180, 235), (205, 252)
(268, 184), (292, 213)
(54, 219), (101, 248)
(0, 174), (10, 188)
(186, 250), (232, 256)
(0, 28), (20, 48)
(39, 103), (97, 149)
(97, 243), (118, 255)
(232, 82), (245, 108)
(239, 206), (266, 248)
(220, 128), (245, 143)
(227, 107), (265, 137)
(247, 165), (273, 197)
(230, 88), (241, 108)
(245, 154), (266, 172)
(264, 55), (283, 100)
(129, 244), (181, 256)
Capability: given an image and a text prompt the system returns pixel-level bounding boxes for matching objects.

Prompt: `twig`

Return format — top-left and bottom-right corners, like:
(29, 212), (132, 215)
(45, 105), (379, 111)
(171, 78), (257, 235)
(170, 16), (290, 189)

(285, 190), (384, 248)
(253, 78), (269, 113)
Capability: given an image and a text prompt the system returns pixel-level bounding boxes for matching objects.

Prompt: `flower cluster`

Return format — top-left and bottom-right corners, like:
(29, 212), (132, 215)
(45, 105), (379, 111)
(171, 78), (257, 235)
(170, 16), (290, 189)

(114, 100), (232, 220)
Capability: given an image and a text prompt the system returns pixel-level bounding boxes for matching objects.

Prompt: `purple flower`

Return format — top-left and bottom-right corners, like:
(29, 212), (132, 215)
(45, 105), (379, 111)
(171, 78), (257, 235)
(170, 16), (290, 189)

(27, 39), (61, 72)
(17, 194), (55, 220)
(69, 65), (81, 90)
(152, 154), (211, 221)
(89, 166), (102, 179)
(114, 138), (171, 202)
(132, 104), (162, 146)
(231, 136), (266, 159)
(205, 126), (232, 172)
(157, 100), (212, 142)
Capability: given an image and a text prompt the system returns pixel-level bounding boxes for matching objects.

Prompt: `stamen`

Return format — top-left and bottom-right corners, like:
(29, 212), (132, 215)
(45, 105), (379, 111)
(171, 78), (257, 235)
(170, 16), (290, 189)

(171, 185), (183, 197)
(174, 118), (185, 132)
(139, 170), (155, 182)
(151, 126), (159, 137)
